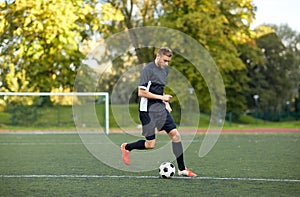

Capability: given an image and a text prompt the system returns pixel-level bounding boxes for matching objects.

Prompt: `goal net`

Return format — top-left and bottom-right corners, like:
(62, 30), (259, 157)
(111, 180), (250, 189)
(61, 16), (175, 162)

(0, 92), (109, 134)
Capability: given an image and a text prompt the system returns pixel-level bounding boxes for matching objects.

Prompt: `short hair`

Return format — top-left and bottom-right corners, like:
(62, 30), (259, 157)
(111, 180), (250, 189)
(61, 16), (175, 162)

(157, 47), (173, 57)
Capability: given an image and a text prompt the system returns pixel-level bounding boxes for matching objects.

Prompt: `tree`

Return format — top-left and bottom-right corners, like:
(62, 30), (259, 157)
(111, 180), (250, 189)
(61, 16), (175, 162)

(156, 0), (256, 113)
(93, 0), (159, 103)
(238, 36), (264, 113)
(101, 0), (159, 64)
(94, 0), (258, 114)
(248, 25), (296, 119)
(269, 24), (300, 100)
(0, 0), (101, 93)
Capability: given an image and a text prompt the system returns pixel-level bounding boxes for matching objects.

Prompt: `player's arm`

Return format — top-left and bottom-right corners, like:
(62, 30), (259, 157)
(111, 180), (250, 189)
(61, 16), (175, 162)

(138, 88), (172, 102)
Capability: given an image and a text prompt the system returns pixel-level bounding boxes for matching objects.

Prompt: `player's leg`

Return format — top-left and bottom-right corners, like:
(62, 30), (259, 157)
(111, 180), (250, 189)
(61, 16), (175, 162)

(121, 138), (150, 165)
(125, 134), (156, 151)
(121, 136), (155, 166)
(168, 129), (197, 177)
(145, 135), (156, 149)
(158, 110), (185, 171)
(121, 112), (155, 165)
(162, 110), (197, 177)
(168, 129), (185, 170)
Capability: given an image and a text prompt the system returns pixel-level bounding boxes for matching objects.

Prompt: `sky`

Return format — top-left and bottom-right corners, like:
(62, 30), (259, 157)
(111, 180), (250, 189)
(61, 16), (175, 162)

(1, 0), (298, 32)
(251, 0), (300, 32)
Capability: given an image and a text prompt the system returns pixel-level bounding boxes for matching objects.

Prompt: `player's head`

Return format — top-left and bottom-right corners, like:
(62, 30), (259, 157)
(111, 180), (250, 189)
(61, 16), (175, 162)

(155, 47), (173, 67)
(157, 47), (173, 57)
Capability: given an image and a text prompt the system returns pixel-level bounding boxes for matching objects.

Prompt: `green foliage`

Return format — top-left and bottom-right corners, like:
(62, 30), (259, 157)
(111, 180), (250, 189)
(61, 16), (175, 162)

(0, 0), (299, 121)
(9, 105), (38, 126)
(1, 103), (299, 129)
(0, 0), (101, 92)
(152, 0), (256, 113)
(270, 24), (300, 100)
(250, 30), (296, 115)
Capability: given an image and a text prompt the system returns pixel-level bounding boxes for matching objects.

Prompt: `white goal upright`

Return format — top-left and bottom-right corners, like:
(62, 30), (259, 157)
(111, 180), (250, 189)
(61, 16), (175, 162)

(0, 92), (109, 134)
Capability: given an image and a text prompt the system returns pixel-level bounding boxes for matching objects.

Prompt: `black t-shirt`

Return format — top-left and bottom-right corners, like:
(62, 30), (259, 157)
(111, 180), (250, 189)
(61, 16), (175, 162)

(139, 62), (168, 112)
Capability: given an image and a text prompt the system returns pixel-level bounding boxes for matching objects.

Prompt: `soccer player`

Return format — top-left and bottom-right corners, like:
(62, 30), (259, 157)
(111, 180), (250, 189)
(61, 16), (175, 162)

(121, 47), (197, 177)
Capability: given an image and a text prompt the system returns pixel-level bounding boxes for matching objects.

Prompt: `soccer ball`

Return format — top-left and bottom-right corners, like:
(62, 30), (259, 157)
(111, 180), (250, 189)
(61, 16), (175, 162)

(159, 162), (175, 178)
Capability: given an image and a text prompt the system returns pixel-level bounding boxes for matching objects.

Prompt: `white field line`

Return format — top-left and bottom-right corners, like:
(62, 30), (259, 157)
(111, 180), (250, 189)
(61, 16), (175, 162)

(0, 142), (83, 145)
(0, 174), (299, 183)
(0, 140), (201, 145)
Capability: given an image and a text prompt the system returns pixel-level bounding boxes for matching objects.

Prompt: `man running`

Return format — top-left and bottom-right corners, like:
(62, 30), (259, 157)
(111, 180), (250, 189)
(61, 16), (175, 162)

(121, 47), (197, 177)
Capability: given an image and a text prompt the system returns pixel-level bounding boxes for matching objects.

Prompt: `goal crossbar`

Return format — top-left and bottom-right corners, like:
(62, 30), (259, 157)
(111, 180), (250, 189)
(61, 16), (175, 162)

(0, 92), (108, 96)
(0, 92), (110, 134)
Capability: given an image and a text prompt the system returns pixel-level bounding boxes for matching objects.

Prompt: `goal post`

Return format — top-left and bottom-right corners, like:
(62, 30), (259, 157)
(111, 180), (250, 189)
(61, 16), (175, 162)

(0, 92), (109, 134)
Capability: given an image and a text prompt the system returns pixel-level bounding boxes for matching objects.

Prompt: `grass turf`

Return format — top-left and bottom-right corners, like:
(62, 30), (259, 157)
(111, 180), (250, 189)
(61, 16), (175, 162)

(1, 103), (300, 130)
(0, 132), (299, 196)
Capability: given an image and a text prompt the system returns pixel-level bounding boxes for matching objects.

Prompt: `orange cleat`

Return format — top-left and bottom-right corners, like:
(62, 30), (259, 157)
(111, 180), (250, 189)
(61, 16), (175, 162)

(121, 143), (130, 165)
(178, 168), (197, 177)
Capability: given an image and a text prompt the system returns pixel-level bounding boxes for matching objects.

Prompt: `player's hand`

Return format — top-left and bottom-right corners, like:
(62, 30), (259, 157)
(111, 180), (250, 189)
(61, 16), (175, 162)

(165, 102), (172, 112)
(161, 94), (172, 102)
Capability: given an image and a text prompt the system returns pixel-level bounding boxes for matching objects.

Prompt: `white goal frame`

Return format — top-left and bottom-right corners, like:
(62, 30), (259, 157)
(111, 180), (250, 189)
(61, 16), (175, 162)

(0, 92), (109, 134)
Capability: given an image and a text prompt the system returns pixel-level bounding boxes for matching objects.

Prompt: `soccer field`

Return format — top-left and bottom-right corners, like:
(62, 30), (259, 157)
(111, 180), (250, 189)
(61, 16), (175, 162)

(0, 131), (299, 196)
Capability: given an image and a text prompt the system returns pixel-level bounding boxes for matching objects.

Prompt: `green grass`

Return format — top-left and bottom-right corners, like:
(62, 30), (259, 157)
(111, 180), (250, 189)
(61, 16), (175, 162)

(0, 132), (299, 196)
(0, 104), (300, 130)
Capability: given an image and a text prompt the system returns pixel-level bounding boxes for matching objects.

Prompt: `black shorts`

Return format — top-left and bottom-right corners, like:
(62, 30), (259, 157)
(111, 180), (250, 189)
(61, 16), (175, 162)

(139, 109), (176, 140)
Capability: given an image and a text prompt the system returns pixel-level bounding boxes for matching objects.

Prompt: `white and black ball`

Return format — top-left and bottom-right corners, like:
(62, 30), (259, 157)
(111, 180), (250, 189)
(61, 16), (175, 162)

(159, 162), (175, 178)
